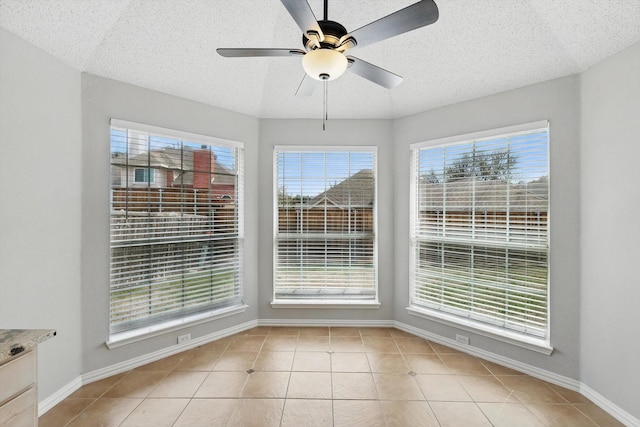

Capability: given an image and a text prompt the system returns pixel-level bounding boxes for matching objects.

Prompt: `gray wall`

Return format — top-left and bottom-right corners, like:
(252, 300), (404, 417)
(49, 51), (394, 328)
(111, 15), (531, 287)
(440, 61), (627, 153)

(81, 74), (260, 372)
(580, 42), (640, 419)
(393, 75), (582, 378)
(257, 119), (395, 322)
(0, 28), (83, 400)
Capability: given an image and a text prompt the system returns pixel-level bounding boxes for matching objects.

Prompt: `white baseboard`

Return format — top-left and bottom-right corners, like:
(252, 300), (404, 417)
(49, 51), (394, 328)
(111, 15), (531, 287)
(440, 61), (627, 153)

(394, 321), (578, 388)
(39, 319), (639, 427)
(83, 319), (258, 384)
(394, 321), (638, 427)
(38, 319), (258, 416)
(38, 375), (82, 417)
(258, 318), (394, 327)
(580, 383), (640, 427)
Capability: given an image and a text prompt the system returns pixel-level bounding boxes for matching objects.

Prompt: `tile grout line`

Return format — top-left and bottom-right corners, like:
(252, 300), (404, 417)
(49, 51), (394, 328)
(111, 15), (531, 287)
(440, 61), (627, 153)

(279, 330), (296, 426)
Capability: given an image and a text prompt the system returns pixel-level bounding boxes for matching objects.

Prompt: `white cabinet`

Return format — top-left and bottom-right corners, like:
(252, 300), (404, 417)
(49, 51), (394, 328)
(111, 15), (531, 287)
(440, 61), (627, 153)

(0, 350), (37, 427)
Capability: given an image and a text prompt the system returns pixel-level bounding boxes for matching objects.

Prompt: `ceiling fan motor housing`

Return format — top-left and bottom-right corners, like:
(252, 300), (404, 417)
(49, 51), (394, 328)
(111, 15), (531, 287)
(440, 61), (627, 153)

(303, 20), (351, 51)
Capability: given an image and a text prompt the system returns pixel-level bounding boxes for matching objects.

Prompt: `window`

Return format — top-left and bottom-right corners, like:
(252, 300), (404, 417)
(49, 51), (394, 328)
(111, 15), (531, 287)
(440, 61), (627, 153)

(109, 119), (244, 333)
(274, 147), (377, 303)
(134, 167), (155, 183)
(410, 121), (549, 342)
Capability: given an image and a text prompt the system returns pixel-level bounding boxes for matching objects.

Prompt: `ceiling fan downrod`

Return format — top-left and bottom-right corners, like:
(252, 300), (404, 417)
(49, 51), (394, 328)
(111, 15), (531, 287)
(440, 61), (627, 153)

(323, 80), (328, 131)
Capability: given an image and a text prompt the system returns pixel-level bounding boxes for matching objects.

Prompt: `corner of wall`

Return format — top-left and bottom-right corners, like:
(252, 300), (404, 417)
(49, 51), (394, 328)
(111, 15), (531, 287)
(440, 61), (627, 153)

(578, 40), (640, 421)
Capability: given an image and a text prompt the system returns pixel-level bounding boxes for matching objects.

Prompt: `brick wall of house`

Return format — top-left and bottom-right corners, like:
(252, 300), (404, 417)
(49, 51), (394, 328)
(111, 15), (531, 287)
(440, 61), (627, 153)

(193, 148), (215, 189)
(165, 169), (173, 187)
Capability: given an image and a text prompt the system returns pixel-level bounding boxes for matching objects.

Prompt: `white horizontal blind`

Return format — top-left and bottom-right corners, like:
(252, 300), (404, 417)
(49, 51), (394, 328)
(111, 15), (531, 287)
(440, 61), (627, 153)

(110, 121), (243, 332)
(410, 124), (549, 338)
(274, 148), (377, 300)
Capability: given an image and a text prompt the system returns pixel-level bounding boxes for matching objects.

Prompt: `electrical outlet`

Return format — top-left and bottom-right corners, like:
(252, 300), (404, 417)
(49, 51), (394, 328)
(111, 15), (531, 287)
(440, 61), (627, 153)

(177, 333), (191, 344)
(455, 334), (469, 345)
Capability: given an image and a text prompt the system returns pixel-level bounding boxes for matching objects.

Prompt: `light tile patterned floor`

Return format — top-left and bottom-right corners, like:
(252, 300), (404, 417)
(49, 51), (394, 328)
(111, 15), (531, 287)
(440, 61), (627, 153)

(40, 327), (624, 427)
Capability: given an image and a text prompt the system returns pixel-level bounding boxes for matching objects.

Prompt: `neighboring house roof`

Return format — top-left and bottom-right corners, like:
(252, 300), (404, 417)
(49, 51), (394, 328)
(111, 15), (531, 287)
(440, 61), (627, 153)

(111, 147), (236, 186)
(307, 169), (375, 208)
(112, 147), (187, 170)
(420, 178), (548, 212)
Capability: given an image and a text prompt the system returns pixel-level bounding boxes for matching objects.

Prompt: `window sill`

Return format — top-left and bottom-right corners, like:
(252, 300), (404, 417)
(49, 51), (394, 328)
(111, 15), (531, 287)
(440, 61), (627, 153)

(106, 304), (248, 349)
(271, 300), (381, 309)
(406, 306), (553, 355)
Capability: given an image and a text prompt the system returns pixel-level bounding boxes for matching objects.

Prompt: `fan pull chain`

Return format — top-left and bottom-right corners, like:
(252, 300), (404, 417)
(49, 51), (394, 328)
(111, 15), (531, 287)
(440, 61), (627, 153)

(323, 80), (328, 131)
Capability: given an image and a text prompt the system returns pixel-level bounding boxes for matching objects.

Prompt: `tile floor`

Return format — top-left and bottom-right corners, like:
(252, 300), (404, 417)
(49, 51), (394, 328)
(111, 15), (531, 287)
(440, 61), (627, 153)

(39, 327), (624, 427)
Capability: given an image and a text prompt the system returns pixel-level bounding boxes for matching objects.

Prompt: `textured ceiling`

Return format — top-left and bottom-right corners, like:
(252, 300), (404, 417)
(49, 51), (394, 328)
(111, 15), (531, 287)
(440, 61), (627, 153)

(1, 0), (639, 119)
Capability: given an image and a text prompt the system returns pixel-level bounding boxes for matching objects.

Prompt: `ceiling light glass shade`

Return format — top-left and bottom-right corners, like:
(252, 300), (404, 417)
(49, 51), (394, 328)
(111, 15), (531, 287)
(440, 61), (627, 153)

(302, 49), (348, 81)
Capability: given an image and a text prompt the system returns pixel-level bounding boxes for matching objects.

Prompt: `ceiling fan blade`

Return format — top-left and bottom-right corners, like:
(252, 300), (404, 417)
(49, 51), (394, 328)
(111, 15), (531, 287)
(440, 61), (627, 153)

(345, 0), (438, 49)
(295, 74), (316, 97)
(346, 56), (403, 89)
(281, 0), (324, 41)
(217, 48), (305, 57)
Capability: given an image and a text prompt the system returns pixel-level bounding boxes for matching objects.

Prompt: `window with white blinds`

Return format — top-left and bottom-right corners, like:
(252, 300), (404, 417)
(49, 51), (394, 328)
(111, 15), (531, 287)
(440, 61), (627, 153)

(274, 147), (377, 301)
(110, 119), (244, 333)
(410, 122), (549, 340)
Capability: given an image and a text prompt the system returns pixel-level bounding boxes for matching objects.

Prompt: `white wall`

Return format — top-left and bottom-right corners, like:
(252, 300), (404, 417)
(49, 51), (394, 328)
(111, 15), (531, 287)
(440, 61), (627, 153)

(81, 74), (260, 372)
(257, 119), (395, 322)
(393, 75), (583, 378)
(0, 28), (82, 401)
(580, 41), (640, 420)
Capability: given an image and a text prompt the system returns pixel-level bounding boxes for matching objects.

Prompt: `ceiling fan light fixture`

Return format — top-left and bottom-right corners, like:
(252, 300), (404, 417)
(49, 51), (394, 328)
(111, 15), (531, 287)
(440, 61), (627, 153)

(302, 48), (347, 81)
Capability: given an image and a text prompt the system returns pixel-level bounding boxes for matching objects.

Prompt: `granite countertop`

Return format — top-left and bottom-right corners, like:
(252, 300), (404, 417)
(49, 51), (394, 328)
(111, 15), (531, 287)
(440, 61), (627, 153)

(0, 329), (56, 363)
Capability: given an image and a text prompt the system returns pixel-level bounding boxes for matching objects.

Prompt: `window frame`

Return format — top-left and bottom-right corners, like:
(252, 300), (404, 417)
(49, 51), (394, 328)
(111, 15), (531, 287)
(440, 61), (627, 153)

(272, 145), (380, 308)
(107, 118), (246, 344)
(408, 121), (552, 354)
(133, 167), (155, 184)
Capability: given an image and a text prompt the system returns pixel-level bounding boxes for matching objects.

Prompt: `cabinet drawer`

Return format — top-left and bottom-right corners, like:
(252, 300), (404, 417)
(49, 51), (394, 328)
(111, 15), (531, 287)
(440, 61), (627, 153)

(0, 351), (35, 404)
(0, 387), (36, 427)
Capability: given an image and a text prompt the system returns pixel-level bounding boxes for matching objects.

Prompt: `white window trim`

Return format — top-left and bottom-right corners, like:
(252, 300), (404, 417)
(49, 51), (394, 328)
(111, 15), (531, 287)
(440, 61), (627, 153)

(273, 145), (378, 152)
(408, 120), (551, 350)
(108, 119), (246, 339)
(110, 118), (243, 149)
(272, 145), (379, 306)
(133, 167), (155, 183)
(409, 120), (549, 151)
(106, 304), (248, 349)
(271, 300), (381, 309)
(406, 306), (553, 355)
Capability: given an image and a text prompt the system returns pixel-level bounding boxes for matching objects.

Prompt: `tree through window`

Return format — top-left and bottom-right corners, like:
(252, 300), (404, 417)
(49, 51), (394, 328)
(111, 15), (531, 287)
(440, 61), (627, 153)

(410, 122), (549, 340)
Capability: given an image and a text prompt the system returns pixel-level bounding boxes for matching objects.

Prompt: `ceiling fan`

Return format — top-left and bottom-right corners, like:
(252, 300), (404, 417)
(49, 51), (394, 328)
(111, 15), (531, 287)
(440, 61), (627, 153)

(217, 0), (438, 126)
